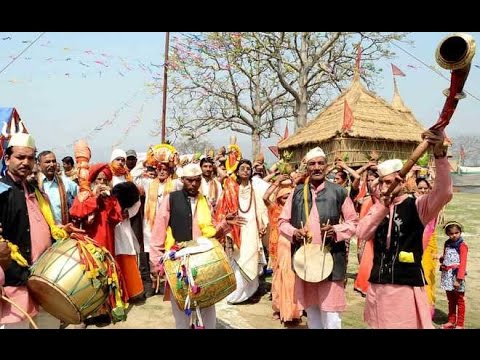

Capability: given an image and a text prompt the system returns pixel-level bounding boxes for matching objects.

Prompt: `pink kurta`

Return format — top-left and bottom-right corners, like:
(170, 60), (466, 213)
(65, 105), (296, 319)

(278, 181), (358, 311)
(356, 157), (452, 328)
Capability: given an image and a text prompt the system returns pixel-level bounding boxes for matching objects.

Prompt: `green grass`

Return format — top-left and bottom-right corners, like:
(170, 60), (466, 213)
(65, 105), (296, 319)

(342, 192), (480, 329)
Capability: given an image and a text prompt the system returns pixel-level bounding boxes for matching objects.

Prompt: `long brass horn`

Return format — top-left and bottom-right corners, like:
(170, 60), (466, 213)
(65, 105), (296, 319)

(436, 33), (476, 71)
(384, 33), (475, 196)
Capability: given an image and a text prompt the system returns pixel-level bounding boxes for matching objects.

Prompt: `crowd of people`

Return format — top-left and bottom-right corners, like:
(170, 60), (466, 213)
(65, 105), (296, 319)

(0, 128), (468, 329)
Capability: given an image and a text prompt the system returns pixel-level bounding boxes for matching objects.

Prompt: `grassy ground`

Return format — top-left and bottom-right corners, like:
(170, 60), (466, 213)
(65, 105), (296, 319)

(342, 192), (480, 329)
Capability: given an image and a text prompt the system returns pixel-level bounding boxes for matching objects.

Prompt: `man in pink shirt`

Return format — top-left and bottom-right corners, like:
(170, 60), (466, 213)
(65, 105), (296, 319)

(356, 129), (452, 329)
(278, 147), (358, 329)
(0, 133), (62, 329)
(150, 163), (243, 329)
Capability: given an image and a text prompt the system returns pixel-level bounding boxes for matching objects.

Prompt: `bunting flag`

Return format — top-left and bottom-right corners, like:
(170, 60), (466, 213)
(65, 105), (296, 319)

(391, 63), (406, 77)
(268, 146), (280, 158)
(342, 100), (354, 132)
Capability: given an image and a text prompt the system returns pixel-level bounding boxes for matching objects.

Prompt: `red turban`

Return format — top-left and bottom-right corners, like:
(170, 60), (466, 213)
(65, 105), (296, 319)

(88, 163), (113, 183)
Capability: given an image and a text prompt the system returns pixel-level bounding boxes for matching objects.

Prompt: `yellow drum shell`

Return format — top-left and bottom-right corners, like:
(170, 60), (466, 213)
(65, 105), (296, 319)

(27, 238), (109, 324)
(164, 238), (236, 309)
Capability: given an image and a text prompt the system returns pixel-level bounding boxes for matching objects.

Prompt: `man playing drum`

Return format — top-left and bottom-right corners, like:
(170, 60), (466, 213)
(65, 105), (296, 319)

(150, 163), (244, 329)
(278, 147), (358, 329)
(0, 133), (80, 329)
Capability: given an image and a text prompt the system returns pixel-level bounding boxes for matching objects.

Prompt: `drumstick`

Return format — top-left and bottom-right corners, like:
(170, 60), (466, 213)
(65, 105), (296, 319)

(1, 295), (38, 329)
(321, 219), (330, 279)
(155, 274), (160, 294)
(301, 221), (306, 280)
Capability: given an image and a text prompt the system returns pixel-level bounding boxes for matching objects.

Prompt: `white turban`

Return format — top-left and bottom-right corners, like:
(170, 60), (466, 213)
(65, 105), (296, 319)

(304, 147), (326, 163)
(110, 149), (127, 162)
(181, 163), (202, 177)
(8, 133), (36, 149)
(377, 159), (403, 177)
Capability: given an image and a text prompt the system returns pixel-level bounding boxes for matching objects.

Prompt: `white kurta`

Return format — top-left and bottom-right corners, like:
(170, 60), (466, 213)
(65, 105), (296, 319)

(114, 200), (142, 255)
(226, 182), (269, 304)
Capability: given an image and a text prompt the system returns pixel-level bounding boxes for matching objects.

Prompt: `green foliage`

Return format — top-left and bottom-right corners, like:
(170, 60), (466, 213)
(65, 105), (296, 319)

(417, 152), (430, 167)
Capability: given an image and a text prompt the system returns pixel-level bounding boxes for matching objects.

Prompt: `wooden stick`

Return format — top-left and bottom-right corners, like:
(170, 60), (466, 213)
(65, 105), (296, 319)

(155, 274), (161, 294)
(321, 219), (330, 279)
(1, 295), (38, 329)
(300, 221), (306, 280)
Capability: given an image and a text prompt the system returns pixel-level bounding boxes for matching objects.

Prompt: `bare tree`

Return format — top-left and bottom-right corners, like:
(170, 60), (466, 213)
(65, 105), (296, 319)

(173, 135), (215, 155)
(451, 135), (480, 166)
(252, 32), (410, 129)
(166, 32), (293, 159)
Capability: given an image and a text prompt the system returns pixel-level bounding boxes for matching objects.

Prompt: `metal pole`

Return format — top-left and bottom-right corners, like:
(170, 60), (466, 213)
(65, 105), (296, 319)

(161, 32), (170, 143)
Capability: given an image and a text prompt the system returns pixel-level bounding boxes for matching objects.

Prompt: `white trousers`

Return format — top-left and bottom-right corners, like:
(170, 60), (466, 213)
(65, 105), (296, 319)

(0, 307), (61, 329)
(305, 305), (342, 329)
(170, 300), (216, 329)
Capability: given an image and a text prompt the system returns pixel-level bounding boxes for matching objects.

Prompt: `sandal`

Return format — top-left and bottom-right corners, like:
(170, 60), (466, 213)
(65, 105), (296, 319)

(440, 322), (455, 329)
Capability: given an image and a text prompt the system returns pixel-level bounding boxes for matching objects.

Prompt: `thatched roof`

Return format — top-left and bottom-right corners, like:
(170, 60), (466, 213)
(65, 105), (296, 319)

(278, 73), (425, 150)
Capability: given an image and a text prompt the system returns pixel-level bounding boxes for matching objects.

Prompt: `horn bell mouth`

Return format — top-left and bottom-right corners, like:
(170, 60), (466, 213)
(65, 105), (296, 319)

(435, 33), (476, 70)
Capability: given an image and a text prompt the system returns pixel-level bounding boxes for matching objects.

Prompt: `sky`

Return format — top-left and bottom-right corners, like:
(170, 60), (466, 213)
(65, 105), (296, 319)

(1, 32), (479, 164)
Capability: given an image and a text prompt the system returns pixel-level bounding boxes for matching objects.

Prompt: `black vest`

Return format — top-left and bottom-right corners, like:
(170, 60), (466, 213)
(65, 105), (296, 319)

(0, 175), (38, 286)
(369, 197), (426, 286)
(291, 181), (348, 281)
(168, 190), (194, 243)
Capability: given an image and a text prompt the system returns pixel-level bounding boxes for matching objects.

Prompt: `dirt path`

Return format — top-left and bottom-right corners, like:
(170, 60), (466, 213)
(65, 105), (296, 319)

(67, 192), (478, 330)
(82, 280), (306, 330)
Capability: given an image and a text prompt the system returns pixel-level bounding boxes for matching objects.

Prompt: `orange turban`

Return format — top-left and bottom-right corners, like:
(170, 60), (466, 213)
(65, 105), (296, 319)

(88, 163), (113, 183)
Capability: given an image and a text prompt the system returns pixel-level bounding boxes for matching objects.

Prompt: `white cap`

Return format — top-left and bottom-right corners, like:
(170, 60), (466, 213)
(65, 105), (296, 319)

(304, 147), (326, 163)
(110, 149), (127, 162)
(8, 133), (36, 149)
(377, 159), (403, 177)
(181, 163), (202, 177)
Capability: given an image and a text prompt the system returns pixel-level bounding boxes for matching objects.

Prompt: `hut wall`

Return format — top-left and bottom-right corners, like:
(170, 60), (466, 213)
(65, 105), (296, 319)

(284, 137), (422, 167)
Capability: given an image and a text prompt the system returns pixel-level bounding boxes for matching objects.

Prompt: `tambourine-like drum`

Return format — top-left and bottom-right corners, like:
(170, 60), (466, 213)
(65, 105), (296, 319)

(164, 238), (236, 309)
(293, 243), (333, 283)
(27, 237), (109, 324)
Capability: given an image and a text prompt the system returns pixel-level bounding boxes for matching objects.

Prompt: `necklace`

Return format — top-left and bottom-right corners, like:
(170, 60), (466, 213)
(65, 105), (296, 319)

(238, 184), (253, 213)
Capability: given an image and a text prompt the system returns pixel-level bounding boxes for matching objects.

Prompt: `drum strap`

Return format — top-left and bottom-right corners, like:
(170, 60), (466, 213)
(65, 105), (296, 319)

(33, 188), (69, 241)
(0, 237), (29, 267)
(303, 177), (310, 228)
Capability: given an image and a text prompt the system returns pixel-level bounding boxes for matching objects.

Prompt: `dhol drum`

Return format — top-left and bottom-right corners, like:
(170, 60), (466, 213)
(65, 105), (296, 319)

(164, 237), (236, 309)
(27, 237), (110, 324)
(293, 243), (333, 283)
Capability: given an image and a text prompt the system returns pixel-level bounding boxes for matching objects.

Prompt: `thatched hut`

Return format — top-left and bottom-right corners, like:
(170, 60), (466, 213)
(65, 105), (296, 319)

(278, 73), (426, 167)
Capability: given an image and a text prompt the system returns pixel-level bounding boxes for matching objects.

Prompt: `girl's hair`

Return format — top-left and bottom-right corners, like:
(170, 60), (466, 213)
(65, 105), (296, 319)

(335, 170), (348, 181)
(415, 178), (431, 189)
(444, 221), (463, 234)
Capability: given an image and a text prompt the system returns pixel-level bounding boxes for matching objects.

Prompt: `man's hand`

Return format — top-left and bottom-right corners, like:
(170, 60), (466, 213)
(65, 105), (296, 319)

(422, 129), (446, 157)
(0, 241), (12, 271)
(293, 227), (308, 243)
(93, 184), (111, 197)
(225, 213), (247, 227)
(320, 224), (335, 239)
(275, 174), (291, 185)
(60, 222), (86, 234)
(150, 261), (164, 278)
(335, 160), (346, 169)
